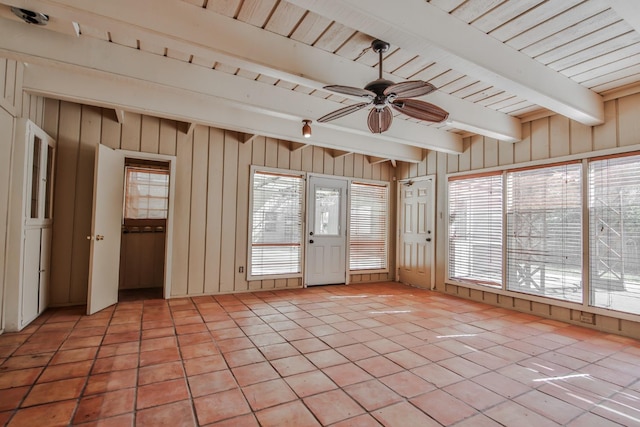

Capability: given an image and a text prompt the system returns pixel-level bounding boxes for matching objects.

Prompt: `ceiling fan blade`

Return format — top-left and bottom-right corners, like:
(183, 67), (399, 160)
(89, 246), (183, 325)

(367, 106), (393, 134)
(392, 98), (449, 122)
(383, 81), (436, 98)
(324, 85), (376, 99)
(317, 101), (371, 123)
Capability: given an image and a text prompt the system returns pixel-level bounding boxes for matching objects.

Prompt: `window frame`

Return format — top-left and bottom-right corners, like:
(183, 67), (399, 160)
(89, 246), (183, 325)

(445, 147), (640, 321)
(247, 166), (306, 281)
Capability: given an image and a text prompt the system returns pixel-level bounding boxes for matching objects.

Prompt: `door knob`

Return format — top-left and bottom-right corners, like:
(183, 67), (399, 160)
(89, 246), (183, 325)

(309, 239), (314, 244)
(426, 238), (431, 242)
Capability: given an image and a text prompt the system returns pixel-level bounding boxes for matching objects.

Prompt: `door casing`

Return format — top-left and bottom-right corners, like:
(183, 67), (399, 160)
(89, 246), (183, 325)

(87, 147), (176, 314)
(396, 176), (436, 289)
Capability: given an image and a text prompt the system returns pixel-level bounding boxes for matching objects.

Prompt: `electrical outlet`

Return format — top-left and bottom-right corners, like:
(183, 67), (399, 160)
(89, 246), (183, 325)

(239, 266), (244, 273)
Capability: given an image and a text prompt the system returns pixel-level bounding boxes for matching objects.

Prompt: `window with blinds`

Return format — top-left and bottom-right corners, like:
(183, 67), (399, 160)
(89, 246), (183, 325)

(124, 166), (170, 219)
(589, 154), (640, 315)
(349, 182), (388, 271)
(249, 170), (304, 278)
(448, 174), (503, 287)
(506, 164), (582, 302)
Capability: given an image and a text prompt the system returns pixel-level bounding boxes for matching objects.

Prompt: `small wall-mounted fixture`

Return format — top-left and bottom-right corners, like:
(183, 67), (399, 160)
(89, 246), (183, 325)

(11, 7), (49, 25)
(302, 120), (312, 138)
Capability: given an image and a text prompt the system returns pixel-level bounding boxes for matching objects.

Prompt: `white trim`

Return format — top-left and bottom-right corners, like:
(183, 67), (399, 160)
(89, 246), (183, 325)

(396, 175), (436, 290)
(349, 179), (391, 275)
(445, 149), (640, 322)
(247, 165), (306, 282)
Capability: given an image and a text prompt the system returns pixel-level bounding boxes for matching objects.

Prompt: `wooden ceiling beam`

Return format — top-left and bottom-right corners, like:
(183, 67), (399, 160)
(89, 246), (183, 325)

(0, 18), (463, 154)
(0, 0), (520, 142)
(22, 64), (427, 163)
(289, 0), (604, 126)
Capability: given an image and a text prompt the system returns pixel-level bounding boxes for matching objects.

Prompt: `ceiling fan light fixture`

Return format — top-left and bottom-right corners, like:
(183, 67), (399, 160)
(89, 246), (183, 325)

(10, 7), (49, 25)
(318, 39), (448, 133)
(302, 119), (312, 138)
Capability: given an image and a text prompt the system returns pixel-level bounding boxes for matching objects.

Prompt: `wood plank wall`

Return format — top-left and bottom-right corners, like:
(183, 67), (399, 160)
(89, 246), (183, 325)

(396, 93), (640, 337)
(0, 57), (44, 331)
(43, 100), (397, 307)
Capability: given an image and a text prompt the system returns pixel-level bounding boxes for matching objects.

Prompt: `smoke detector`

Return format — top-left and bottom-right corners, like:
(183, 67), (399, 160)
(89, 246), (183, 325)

(10, 7), (49, 25)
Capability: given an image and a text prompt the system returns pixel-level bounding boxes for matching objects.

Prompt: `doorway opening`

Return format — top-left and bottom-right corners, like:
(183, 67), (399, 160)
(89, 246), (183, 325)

(119, 158), (170, 301)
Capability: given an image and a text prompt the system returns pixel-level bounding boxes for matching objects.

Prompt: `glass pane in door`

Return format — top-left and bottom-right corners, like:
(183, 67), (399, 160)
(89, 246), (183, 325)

(315, 187), (340, 235)
(30, 136), (42, 219)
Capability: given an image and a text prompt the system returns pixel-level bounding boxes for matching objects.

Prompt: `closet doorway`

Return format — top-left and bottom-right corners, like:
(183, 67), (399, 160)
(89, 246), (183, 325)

(119, 158), (170, 300)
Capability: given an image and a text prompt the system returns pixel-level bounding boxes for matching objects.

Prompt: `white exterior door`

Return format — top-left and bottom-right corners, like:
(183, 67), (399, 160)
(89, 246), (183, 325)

(87, 144), (124, 315)
(306, 176), (348, 286)
(398, 178), (434, 288)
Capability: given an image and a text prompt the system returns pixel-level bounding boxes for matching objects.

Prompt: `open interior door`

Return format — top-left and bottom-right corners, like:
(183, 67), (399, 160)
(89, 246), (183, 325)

(87, 144), (124, 315)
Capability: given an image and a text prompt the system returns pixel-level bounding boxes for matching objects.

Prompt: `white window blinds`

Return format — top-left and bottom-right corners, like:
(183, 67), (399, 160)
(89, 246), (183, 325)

(506, 164), (582, 302)
(589, 155), (640, 315)
(448, 174), (503, 287)
(124, 166), (169, 219)
(249, 170), (304, 277)
(349, 182), (388, 270)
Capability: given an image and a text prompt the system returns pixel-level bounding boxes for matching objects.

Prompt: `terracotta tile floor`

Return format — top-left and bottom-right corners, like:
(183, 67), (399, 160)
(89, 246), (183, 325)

(1, 282), (640, 426)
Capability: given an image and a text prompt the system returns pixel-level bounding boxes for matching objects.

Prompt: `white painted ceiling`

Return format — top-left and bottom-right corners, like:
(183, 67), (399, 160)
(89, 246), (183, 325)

(1, 0), (639, 162)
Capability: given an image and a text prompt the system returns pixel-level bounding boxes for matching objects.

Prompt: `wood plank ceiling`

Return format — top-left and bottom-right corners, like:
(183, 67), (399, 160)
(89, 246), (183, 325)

(1, 0), (639, 160)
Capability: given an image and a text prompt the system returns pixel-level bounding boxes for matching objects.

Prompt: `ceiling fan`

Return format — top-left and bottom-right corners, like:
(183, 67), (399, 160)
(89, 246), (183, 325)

(318, 39), (449, 134)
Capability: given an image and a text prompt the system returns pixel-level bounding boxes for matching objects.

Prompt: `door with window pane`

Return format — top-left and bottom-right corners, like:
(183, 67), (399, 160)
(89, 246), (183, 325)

(306, 176), (347, 286)
(399, 179), (433, 287)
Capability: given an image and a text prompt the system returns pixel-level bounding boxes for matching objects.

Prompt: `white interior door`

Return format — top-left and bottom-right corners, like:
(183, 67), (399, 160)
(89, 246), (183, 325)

(87, 144), (124, 315)
(306, 176), (348, 286)
(398, 179), (434, 288)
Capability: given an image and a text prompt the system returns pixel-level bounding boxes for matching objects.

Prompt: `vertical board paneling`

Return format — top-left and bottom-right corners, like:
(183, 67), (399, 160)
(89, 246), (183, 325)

(498, 141), (514, 166)
(220, 133), (239, 292)
(187, 126), (208, 294)
(252, 136), (266, 166)
(323, 151), (334, 175)
(141, 115), (160, 154)
(235, 138), (252, 291)
(49, 102), (81, 305)
(343, 154), (354, 177)
(530, 118), (549, 161)
(0, 108), (14, 330)
(619, 94), (640, 147)
(594, 100), (617, 151)
(427, 150), (437, 175)
(470, 136), (484, 170)
(301, 146), (313, 172)
(277, 140), (290, 169)
(5, 60), (16, 107)
(100, 112), (121, 150)
(159, 119), (177, 156)
(121, 113), (141, 151)
(549, 115), (570, 158)
(290, 145), (302, 170)
(43, 99), (60, 141)
(265, 137), (278, 168)
(69, 105), (100, 303)
(447, 153), (459, 173)
(333, 155), (344, 176)
(570, 121), (593, 154)
(484, 138), (498, 168)
(353, 154), (364, 178)
(457, 139), (470, 171)
(313, 146), (324, 173)
(417, 156), (427, 177)
(514, 122), (531, 163)
(372, 162), (382, 180)
(171, 133), (192, 296)
(204, 128), (224, 294)
(362, 157), (372, 179)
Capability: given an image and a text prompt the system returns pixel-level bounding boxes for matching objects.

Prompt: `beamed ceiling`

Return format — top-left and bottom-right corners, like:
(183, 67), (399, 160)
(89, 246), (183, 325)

(1, 0), (640, 163)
